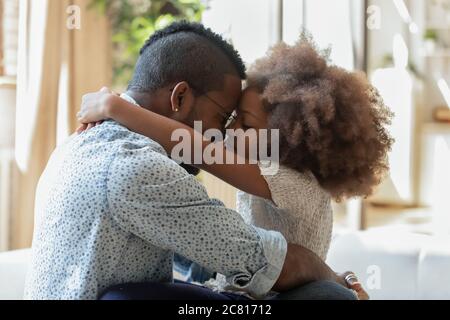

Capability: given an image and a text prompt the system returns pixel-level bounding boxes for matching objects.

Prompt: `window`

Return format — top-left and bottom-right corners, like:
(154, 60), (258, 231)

(203, 0), (282, 64)
(203, 0), (359, 69)
(303, 0), (356, 70)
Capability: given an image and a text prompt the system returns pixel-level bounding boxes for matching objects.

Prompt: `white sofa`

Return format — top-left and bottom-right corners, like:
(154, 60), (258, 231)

(327, 227), (450, 300)
(1, 228), (450, 300)
(0, 249), (30, 300)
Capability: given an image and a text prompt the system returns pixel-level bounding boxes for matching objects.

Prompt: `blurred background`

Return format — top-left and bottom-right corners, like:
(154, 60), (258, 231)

(0, 0), (450, 252)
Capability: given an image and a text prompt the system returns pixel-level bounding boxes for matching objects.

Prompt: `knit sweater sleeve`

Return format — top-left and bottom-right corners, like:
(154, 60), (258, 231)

(260, 165), (333, 260)
(261, 165), (320, 212)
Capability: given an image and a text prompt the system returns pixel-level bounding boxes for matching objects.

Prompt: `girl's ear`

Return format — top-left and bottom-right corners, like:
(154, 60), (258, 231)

(170, 81), (195, 115)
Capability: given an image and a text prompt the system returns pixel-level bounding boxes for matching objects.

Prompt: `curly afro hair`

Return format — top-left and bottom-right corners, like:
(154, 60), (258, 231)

(247, 34), (394, 201)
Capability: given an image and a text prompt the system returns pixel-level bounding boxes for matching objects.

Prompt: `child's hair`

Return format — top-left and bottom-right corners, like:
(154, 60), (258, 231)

(247, 34), (394, 202)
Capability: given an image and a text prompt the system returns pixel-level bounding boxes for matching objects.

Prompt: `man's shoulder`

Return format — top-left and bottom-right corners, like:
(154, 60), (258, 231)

(73, 121), (168, 162)
(54, 121), (180, 181)
(109, 145), (190, 186)
(81, 121), (165, 151)
(99, 121), (191, 186)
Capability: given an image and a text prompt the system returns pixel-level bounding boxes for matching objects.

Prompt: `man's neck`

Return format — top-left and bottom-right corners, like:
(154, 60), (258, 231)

(124, 91), (151, 109)
(125, 90), (171, 118)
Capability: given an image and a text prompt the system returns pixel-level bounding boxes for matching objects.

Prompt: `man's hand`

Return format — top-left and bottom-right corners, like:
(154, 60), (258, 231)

(273, 244), (369, 300)
(338, 272), (370, 300)
(76, 87), (118, 133)
(274, 244), (342, 292)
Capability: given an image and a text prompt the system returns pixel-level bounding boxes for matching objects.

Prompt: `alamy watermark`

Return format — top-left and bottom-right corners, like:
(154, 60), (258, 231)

(367, 5), (381, 30)
(67, 5), (81, 30)
(366, 265), (382, 290)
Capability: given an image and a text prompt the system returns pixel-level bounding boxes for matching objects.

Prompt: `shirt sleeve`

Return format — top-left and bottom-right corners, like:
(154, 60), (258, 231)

(106, 145), (287, 297)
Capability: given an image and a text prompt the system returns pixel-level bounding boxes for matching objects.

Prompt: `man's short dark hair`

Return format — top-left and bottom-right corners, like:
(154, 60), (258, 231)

(128, 21), (246, 94)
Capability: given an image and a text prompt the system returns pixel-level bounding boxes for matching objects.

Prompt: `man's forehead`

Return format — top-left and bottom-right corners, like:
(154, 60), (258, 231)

(210, 74), (243, 112)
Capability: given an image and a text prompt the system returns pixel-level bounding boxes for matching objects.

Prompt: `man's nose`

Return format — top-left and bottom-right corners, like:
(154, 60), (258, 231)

(223, 118), (241, 146)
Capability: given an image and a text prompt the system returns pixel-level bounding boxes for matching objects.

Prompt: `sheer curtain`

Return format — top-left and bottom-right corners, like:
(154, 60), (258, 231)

(11, 0), (111, 249)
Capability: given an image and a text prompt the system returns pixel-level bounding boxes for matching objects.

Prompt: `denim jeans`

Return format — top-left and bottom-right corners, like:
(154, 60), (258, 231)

(100, 280), (357, 300)
(173, 254), (216, 284)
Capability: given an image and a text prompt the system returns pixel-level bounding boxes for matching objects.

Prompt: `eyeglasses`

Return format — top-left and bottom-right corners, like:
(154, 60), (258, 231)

(170, 86), (238, 129)
(202, 93), (237, 129)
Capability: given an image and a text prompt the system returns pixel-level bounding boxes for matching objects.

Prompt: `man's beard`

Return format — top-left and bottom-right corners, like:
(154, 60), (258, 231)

(178, 163), (201, 176)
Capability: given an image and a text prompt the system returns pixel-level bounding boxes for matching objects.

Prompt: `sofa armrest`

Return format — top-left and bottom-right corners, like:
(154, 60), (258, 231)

(327, 228), (450, 300)
(0, 249), (30, 300)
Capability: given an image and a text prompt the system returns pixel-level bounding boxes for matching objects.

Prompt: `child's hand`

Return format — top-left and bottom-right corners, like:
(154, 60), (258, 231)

(77, 87), (118, 124)
(76, 121), (104, 134)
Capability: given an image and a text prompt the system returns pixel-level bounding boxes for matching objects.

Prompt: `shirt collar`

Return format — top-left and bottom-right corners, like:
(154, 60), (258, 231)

(120, 93), (140, 107)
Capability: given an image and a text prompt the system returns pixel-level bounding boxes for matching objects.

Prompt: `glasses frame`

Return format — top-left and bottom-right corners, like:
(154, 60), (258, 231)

(171, 86), (238, 129)
(202, 93), (237, 129)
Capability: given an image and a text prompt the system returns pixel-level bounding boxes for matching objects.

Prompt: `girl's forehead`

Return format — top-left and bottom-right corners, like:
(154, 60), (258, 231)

(238, 88), (262, 109)
(237, 91), (267, 123)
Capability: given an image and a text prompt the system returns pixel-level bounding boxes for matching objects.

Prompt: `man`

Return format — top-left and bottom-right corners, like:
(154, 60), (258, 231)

(25, 22), (359, 300)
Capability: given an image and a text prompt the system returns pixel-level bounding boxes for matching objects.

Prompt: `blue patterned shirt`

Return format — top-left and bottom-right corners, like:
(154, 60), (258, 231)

(24, 120), (287, 300)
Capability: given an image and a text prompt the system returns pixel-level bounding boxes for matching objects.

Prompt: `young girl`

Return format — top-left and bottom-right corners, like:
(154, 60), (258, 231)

(78, 35), (393, 299)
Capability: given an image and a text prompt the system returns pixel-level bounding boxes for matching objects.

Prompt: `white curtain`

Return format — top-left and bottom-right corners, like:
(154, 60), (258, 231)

(12, 0), (111, 249)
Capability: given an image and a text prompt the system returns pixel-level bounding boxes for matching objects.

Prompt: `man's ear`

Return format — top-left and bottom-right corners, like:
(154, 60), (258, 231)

(170, 82), (195, 116)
